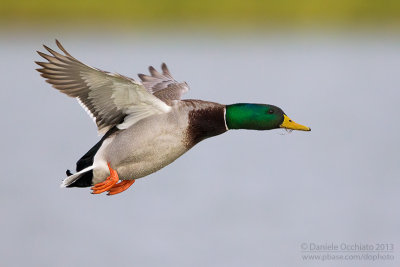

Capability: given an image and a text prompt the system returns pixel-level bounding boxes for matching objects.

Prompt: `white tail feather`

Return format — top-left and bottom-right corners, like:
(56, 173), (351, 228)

(60, 166), (95, 188)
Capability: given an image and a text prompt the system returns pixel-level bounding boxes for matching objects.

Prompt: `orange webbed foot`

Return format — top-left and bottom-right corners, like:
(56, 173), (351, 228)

(107, 180), (135, 196)
(91, 163), (119, 194)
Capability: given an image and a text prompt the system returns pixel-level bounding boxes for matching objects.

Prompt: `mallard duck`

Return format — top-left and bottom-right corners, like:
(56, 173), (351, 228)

(36, 40), (311, 196)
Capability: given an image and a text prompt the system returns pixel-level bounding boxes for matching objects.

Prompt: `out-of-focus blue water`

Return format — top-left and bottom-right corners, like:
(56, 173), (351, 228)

(0, 32), (399, 267)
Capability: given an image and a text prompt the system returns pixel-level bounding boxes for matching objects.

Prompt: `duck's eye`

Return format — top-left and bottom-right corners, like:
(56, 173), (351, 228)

(268, 109), (274, 114)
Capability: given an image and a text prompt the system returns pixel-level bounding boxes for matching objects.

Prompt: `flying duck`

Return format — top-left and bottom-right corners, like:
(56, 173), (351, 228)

(36, 40), (311, 196)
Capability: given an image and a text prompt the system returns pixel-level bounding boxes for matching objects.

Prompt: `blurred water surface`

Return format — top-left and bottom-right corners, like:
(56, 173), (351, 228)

(0, 32), (399, 267)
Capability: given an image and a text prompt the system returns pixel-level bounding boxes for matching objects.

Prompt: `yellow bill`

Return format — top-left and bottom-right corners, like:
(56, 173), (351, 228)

(280, 114), (311, 131)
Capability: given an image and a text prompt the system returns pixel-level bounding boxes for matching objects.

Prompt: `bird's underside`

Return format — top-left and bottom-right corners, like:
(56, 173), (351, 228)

(36, 40), (226, 195)
(91, 100), (226, 182)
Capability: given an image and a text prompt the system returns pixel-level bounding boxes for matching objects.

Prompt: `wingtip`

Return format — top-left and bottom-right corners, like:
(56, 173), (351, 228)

(34, 61), (48, 71)
(54, 39), (72, 56)
(161, 62), (171, 76)
(55, 39), (63, 51)
(36, 50), (48, 60)
(35, 67), (46, 73)
(37, 50), (49, 59)
(35, 61), (47, 68)
(42, 44), (55, 55)
(138, 73), (152, 81)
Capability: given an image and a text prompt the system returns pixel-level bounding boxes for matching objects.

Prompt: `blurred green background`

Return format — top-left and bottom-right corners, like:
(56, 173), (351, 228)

(1, 0), (400, 30)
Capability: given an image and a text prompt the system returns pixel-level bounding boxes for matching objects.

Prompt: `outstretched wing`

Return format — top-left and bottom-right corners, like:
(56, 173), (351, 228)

(138, 63), (189, 105)
(36, 40), (171, 135)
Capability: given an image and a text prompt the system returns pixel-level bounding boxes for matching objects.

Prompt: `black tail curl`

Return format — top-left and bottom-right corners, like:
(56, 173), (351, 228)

(66, 127), (119, 188)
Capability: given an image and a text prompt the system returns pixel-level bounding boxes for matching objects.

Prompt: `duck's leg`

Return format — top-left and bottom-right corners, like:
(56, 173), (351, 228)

(107, 180), (135, 196)
(91, 163), (119, 194)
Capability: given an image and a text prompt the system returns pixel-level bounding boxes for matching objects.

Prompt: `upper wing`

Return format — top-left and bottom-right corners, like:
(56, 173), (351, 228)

(138, 63), (189, 105)
(35, 40), (171, 135)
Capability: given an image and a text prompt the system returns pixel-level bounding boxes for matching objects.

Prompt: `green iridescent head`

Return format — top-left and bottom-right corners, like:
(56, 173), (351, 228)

(225, 103), (311, 131)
